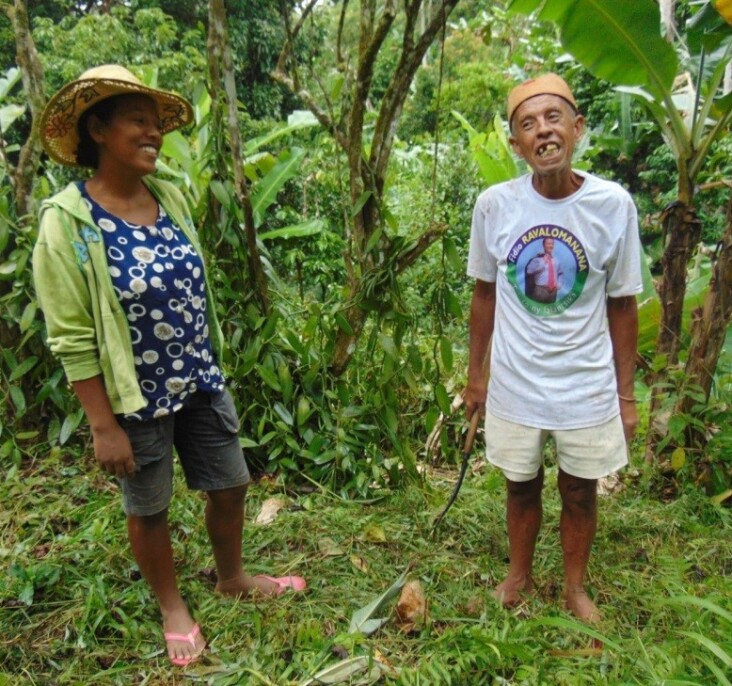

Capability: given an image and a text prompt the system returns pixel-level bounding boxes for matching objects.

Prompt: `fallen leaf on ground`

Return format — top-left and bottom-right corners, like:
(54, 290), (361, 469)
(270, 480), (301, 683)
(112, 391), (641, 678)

(395, 579), (428, 633)
(350, 555), (369, 573)
(361, 524), (387, 543)
(254, 497), (288, 525)
(318, 537), (345, 556)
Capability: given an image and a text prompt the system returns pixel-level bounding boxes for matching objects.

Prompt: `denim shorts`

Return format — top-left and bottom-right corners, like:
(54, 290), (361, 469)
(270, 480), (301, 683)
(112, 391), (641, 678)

(484, 409), (628, 482)
(117, 389), (250, 516)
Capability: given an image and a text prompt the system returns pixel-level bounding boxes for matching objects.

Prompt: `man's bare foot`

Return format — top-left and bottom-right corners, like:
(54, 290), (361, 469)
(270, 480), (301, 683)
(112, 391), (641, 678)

(215, 573), (281, 598)
(562, 586), (602, 624)
(162, 606), (206, 665)
(493, 574), (535, 608)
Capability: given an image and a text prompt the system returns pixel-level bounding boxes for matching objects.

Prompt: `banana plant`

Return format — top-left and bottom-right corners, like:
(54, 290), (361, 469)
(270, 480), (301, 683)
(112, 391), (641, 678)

(158, 85), (320, 246)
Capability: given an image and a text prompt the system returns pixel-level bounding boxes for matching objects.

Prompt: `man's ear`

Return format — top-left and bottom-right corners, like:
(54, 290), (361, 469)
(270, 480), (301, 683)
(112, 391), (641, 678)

(573, 113), (586, 142)
(509, 135), (524, 158)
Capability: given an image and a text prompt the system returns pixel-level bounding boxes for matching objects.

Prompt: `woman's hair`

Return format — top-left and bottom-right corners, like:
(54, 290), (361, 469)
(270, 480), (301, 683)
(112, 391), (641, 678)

(75, 95), (123, 168)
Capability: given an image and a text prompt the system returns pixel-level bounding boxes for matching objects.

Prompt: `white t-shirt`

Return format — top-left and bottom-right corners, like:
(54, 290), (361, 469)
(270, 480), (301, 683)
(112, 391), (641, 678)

(467, 172), (643, 430)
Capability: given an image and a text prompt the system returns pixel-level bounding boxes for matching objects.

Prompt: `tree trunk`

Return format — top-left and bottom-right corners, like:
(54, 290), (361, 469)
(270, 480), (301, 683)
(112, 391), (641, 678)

(207, 0), (270, 313)
(274, 0), (458, 375)
(645, 178), (702, 462)
(1, 0), (45, 354)
(678, 190), (732, 416)
(5, 0), (45, 224)
(656, 200), (702, 363)
(659, 0), (676, 41)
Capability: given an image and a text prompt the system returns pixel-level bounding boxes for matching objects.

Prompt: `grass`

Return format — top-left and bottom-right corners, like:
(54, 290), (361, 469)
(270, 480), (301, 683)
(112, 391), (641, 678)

(1, 443), (731, 685)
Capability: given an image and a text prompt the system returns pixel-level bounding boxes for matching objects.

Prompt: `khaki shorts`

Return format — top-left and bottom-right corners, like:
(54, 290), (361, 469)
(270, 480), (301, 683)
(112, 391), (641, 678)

(484, 409), (628, 482)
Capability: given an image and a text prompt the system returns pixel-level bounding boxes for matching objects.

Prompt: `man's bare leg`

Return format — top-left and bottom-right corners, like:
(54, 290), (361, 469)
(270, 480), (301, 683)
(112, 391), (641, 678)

(494, 468), (543, 606)
(558, 470), (601, 622)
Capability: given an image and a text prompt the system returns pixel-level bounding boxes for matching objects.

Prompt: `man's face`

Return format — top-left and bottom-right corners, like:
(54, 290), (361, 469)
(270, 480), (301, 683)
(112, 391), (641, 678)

(543, 238), (554, 254)
(509, 94), (584, 178)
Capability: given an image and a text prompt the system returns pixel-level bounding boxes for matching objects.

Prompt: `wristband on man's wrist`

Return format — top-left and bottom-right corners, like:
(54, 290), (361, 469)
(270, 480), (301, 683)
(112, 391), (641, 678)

(617, 393), (636, 402)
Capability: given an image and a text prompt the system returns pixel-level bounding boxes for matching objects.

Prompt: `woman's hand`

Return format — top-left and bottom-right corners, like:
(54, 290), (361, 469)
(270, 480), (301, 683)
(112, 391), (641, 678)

(72, 375), (137, 478)
(92, 421), (136, 478)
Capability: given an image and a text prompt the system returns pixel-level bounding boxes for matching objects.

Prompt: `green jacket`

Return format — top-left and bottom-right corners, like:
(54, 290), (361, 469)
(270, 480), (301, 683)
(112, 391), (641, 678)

(33, 177), (224, 415)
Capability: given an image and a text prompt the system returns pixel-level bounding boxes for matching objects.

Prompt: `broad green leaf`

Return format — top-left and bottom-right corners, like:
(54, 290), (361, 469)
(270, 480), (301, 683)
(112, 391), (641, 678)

(301, 656), (383, 686)
(19, 302), (36, 334)
(0, 67), (20, 100)
(435, 383), (451, 415)
(296, 396), (312, 427)
(439, 336), (454, 373)
(251, 148), (306, 227)
(0, 261), (17, 279)
(348, 567), (408, 635)
(671, 447), (686, 471)
(245, 111), (319, 154)
(378, 333), (397, 359)
(209, 180), (234, 211)
(0, 103), (25, 134)
(443, 237), (462, 273)
(9, 386), (25, 415)
(9, 356), (38, 381)
(364, 224), (383, 254)
(711, 489), (732, 507)
(508, 0), (678, 97)
(382, 406), (398, 435)
(59, 409), (84, 446)
(351, 191), (372, 218)
(273, 402), (293, 426)
(259, 219), (324, 241)
(15, 431), (38, 440)
(334, 312), (354, 335)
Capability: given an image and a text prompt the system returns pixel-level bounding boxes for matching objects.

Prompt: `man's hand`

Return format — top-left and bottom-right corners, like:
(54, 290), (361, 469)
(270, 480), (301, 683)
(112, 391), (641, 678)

(464, 380), (487, 421)
(618, 397), (638, 442)
(92, 421), (136, 478)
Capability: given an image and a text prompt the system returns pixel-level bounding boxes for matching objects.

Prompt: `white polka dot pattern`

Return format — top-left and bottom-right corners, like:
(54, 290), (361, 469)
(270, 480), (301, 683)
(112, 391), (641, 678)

(79, 183), (225, 420)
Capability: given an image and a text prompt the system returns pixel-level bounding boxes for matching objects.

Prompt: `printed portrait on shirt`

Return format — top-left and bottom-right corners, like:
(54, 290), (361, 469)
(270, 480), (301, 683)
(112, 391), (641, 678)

(506, 225), (589, 316)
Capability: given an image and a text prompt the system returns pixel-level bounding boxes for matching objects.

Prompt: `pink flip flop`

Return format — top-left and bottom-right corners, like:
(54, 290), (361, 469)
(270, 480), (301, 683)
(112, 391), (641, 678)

(255, 574), (307, 595)
(164, 622), (205, 667)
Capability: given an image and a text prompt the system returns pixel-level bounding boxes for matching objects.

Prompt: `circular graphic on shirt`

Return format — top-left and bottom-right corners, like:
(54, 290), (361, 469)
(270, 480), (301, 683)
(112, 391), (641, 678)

(506, 225), (588, 316)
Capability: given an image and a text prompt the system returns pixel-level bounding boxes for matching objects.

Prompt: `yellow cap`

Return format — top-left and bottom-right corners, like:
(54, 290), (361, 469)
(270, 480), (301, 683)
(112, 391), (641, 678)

(507, 73), (577, 126)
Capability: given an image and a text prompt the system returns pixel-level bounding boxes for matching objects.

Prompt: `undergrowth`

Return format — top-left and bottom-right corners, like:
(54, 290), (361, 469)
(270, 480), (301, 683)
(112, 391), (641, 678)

(1, 443), (731, 685)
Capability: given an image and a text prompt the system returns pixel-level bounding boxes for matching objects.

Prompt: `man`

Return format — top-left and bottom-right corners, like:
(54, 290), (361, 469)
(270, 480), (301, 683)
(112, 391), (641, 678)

(525, 237), (563, 303)
(465, 73), (641, 623)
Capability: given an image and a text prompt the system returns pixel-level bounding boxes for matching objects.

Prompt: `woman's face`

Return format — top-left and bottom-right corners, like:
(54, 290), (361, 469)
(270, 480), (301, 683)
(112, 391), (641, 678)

(89, 94), (162, 176)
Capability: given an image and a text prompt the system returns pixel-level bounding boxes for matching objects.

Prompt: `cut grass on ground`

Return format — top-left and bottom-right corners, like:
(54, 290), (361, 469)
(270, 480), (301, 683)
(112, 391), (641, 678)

(1, 448), (731, 685)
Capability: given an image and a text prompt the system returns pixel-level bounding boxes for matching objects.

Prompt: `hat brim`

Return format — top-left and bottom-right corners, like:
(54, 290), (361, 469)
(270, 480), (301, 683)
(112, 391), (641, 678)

(40, 77), (193, 167)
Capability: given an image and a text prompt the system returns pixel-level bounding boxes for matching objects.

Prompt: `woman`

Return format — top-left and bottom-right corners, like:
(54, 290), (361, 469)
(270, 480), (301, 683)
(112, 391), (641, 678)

(34, 65), (305, 667)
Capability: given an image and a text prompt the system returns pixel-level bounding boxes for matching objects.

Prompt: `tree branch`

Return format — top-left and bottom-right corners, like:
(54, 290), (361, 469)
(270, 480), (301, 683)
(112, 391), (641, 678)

(208, 0), (270, 312)
(371, 0), (458, 187)
(9, 0), (45, 224)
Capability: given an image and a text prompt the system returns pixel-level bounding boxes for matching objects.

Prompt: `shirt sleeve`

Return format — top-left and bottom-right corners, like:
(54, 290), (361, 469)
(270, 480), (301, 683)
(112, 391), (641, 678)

(33, 207), (103, 382)
(606, 193), (644, 298)
(467, 191), (497, 283)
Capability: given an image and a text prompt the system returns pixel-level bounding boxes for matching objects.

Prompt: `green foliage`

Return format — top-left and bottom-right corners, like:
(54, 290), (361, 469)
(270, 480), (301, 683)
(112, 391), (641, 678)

(653, 368), (732, 496)
(2, 446), (731, 683)
(33, 6), (207, 98)
(508, 0), (679, 96)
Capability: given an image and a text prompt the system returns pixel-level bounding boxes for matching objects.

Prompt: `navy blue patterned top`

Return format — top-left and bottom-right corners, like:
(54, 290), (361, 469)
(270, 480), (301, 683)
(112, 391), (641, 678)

(78, 182), (225, 420)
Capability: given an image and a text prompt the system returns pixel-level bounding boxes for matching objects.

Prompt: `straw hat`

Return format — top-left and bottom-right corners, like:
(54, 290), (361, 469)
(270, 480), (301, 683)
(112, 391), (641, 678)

(40, 64), (193, 166)
(507, 73), (577, 126)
